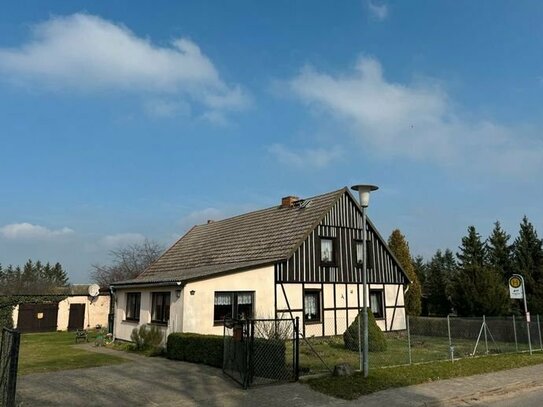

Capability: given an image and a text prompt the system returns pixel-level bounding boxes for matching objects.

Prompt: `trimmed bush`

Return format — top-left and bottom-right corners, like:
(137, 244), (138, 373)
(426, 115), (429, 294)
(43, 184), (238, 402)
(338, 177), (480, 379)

(344, 309), (387, 352)
(167, 333), (224, 368)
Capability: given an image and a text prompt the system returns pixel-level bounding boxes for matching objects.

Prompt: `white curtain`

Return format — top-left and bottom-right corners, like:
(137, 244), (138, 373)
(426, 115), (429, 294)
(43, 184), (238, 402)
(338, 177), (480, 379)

(321, 239), (333, 262)
(370, 292), (382, 314)
(237, 293), (252, 305)
(214, 293), (232, 305)
(356, 241), (364, 264)
(305, 294), (317, 319)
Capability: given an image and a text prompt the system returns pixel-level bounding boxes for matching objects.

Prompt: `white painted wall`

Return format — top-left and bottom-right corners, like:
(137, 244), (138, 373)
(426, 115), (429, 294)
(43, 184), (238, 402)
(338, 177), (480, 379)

(113, 286), (182, 342)
(183, 265), (275, 335)
(57, 295), (110, 330)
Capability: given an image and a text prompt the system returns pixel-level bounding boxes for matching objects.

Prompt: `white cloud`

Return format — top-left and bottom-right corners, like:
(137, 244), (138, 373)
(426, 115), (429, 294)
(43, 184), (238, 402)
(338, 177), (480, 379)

(143, 99), (191, 118)
(367, 1), (388, 21)
(0, 223), (74, 240)
(0, 13), (249, 114)
(99, 233), (146, 248)
(268, 144), (342, 168)
(287, 56), (543, 175)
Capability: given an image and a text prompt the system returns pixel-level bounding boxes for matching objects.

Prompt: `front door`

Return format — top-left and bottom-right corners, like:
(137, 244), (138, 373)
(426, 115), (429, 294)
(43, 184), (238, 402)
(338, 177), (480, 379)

(68, 303), (86, 331)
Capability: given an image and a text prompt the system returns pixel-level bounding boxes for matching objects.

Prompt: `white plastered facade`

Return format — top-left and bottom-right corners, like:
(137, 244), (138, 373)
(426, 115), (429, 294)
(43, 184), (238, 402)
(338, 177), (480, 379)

(113, 264), (406, 341)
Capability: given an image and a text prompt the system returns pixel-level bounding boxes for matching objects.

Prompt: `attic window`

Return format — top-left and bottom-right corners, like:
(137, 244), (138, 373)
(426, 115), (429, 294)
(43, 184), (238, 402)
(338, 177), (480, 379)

(355, 240), (374, 269)
(320, 238), (334, 264)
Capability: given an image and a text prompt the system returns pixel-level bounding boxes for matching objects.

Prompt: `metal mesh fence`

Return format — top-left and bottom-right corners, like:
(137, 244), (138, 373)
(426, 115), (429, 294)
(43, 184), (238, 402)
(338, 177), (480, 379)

(296, 313), (543, 376)
(0, 327), (21, 407)
(223, 318), (299, 388)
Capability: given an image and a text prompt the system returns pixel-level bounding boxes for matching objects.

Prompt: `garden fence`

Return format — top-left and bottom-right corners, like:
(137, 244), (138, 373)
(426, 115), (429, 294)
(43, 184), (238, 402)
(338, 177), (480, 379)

(0, 327), (20, 407)
(223, 317), (299, 388)
(297, 313), (543, 376)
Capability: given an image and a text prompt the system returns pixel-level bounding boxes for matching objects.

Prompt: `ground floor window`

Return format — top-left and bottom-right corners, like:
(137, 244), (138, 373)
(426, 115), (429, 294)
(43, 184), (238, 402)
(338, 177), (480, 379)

(304, 290), (321, 323)
(370, 290), (384, 319)
(125, 292), (141, 321)
(214, 291), (254, 323)
(151, 292), (170, 324)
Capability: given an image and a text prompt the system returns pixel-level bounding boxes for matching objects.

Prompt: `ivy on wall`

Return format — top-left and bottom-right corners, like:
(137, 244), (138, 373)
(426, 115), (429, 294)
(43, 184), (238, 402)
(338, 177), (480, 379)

(0, 295), (67, 329)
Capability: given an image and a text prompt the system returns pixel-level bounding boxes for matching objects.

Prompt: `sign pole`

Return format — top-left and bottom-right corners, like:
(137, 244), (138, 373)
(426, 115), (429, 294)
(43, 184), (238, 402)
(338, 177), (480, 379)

(509, 274), (532, 355)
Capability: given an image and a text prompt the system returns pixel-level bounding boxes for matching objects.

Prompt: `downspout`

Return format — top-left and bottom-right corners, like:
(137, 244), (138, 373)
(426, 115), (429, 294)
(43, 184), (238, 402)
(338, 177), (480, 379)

(109, 286), (116, 339)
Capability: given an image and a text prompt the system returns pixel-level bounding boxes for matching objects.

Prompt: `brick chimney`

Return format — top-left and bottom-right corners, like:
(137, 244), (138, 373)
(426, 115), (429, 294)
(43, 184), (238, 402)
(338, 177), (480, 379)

(281, 196), (299, 208)
(207, 220), (215, 224)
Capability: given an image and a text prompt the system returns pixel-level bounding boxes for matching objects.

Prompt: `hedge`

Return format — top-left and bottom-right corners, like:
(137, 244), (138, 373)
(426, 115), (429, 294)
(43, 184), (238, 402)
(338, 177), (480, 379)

(167, 332), (288, 380)
(167, 333), (224, 367)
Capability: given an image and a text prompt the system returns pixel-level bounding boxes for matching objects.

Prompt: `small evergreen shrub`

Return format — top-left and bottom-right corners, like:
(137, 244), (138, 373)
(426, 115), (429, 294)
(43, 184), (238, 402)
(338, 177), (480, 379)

(343, 309), (387, 352)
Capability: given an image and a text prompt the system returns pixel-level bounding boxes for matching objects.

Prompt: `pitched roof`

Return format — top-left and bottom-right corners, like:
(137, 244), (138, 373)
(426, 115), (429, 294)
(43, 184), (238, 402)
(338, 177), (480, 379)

(114, 188), (346, 285)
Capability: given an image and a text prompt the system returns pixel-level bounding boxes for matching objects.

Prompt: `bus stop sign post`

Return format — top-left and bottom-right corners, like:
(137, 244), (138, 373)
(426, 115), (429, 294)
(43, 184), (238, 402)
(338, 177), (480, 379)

(509, 274), (532, 355)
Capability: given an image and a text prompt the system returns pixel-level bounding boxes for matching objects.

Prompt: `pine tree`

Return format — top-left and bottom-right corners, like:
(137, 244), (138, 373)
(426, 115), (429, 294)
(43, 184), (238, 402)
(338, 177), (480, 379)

(425, 249), (455, 316)
(412, 255), (427, 288)
(457, 226), (487, 268)
(451, 226), (509, 316)
(512, 216), (543, 314)
(388, 229), (421, 316)
(487, 221), (513, 282)
(52, 262), (69, 286)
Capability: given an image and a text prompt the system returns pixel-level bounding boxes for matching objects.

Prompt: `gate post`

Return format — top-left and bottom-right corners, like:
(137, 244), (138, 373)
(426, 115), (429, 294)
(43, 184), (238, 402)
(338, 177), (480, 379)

(295, 317), (300, 381)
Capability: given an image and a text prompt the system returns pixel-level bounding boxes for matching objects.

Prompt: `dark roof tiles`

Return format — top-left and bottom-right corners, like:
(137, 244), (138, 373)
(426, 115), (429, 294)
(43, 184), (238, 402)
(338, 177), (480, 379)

(116, 188), (345, 285)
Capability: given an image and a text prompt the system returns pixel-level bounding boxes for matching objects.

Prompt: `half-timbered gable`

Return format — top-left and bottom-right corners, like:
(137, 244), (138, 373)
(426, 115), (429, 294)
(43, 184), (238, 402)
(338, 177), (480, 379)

(275, 190), (408, 285)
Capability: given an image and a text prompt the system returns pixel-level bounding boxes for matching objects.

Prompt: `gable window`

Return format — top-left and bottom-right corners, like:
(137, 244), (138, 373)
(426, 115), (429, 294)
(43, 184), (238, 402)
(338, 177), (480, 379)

(370, 290), (384, 319)
(320, 238), (334, 264)
(304, 290), (321, 323)
(214, 292), (254, 324)
(125, 292), (141, 321)
(151, 292), (170, 324)
(355, 240), (374, 269)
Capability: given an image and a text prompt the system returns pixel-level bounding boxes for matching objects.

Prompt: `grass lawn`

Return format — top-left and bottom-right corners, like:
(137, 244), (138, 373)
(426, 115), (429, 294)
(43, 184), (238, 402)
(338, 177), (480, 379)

(18, 331), (126, 375)
(291, 332), (533, 374)
(307, 352), (543, 400)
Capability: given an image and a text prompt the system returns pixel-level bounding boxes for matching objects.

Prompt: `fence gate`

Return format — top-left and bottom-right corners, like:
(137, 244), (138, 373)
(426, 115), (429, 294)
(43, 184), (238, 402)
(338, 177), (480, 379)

(0, 328), (21, 407)
(223, 318), (299, 388)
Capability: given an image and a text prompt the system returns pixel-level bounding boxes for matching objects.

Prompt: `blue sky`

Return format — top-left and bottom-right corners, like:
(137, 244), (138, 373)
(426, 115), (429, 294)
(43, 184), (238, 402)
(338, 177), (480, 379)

(1, 1), (542, 283)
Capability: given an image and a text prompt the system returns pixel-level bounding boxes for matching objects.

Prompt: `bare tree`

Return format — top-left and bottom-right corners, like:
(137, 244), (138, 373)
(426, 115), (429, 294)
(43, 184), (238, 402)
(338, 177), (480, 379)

(91, 239), (164, 286)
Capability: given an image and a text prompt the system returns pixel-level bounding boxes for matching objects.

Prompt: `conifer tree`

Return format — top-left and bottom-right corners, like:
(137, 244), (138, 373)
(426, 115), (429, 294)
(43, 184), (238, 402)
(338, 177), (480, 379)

(512, 216), (543, 313)
(425, 249), (455, 316)
(488, 221), (513, 282)
(388, 229), (421, 316)
(451, 226), (509, 316)
(412, 255), (427, 288)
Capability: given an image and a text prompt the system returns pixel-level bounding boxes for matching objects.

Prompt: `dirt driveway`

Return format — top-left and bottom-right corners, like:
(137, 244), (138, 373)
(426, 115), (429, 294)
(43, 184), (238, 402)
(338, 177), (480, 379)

(16, 346), (339, 407)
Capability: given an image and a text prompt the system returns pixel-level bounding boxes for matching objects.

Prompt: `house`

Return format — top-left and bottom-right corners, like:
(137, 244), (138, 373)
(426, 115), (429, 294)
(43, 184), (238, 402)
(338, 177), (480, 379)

(111, 187), (410, 342)
(10, 285), (110, 333)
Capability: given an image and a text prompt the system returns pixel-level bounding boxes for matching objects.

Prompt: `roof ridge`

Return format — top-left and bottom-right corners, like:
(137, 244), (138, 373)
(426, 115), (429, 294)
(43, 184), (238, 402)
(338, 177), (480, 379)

(191, 187), (347, 228)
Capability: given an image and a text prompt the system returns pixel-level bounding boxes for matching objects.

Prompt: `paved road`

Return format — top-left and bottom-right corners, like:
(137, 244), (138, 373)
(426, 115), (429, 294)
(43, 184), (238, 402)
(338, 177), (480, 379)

(471, 388), (543, 406)
(16, 345), (543, 406)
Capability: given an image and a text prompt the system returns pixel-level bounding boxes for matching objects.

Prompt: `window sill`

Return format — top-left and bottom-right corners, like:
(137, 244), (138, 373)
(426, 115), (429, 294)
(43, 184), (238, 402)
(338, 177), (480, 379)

(320, 263), (337, 268)
(304, 320), (322, 325)
(122, 319), (140, 323)
(149, 321), (168, 326)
